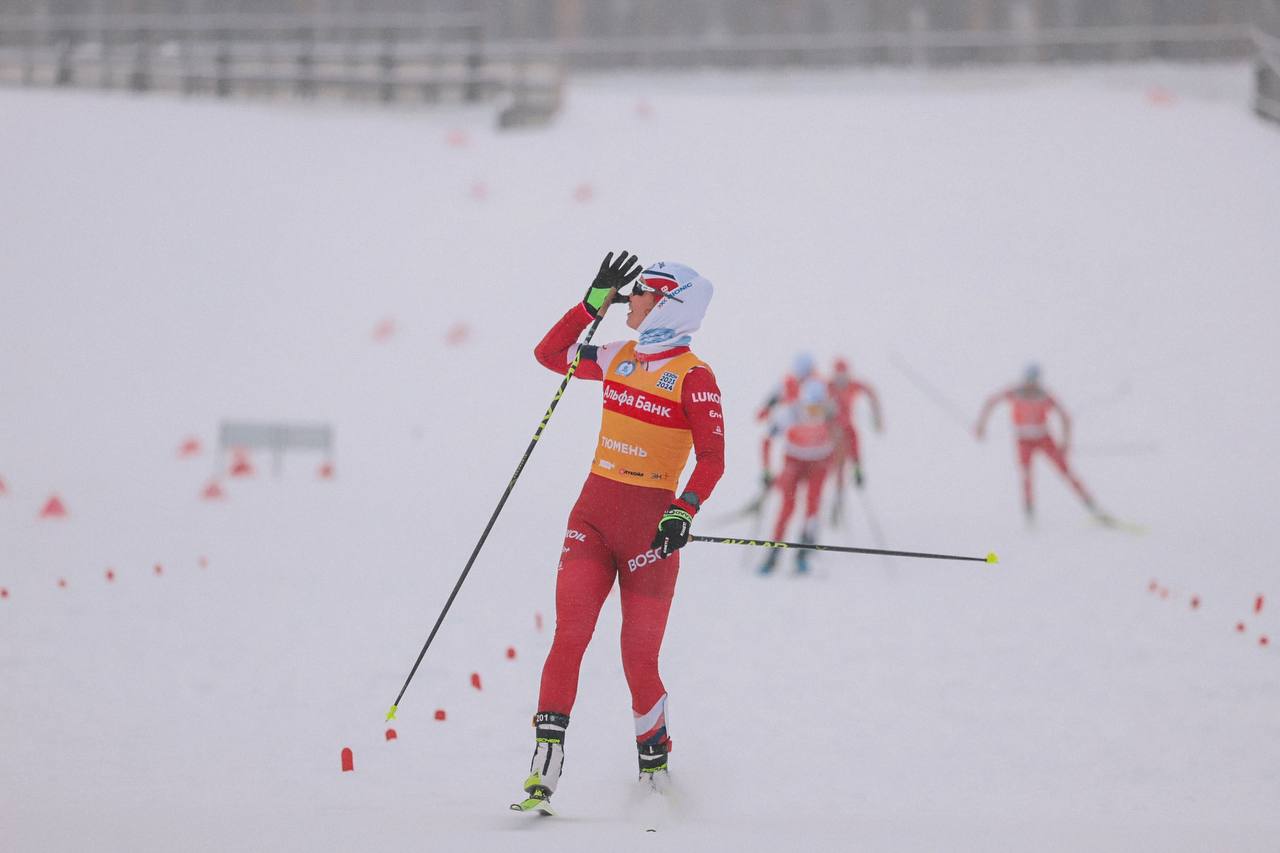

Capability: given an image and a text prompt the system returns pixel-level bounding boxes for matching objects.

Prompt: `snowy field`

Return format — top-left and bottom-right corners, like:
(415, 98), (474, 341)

(2, 63), (1279, 852)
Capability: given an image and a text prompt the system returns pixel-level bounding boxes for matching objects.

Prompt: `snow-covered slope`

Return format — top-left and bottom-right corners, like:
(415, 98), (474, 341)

(2, 64), (1278, 852)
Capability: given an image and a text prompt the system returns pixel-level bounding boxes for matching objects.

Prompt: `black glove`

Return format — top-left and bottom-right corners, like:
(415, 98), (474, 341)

(761, 470), (776, 490)
(651, 501), (695, 559)
(583, 250), (642, 317)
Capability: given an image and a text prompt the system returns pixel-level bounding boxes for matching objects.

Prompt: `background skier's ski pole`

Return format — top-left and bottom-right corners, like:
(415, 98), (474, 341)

(691, 535), (997, 564)
(385, 286), (622, 722)
(888, 352), (973, 432)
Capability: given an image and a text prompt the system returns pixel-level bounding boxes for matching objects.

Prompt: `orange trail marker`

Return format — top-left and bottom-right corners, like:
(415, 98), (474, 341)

(470, 672), (482, 690)
(1236, 622), (1246, 633)
(154, 564), (164, 577)
(1255, 595), (1265, 615)
(178, 437), (202, 457)
(341, 747), (354, 772)
(434, 709), (447, 721)
(202, 480), (225, 500)
(506, 646), (517, 660)
(318, 462), (334, 479)
(385, 728), (398, 741)
(58, 578), (68, 589)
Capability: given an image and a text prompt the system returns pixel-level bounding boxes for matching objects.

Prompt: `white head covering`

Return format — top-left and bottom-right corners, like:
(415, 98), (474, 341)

(634, 261), (714, 356)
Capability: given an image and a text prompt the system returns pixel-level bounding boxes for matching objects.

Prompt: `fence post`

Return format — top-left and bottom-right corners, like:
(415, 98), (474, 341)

(128, 27), (151, 92)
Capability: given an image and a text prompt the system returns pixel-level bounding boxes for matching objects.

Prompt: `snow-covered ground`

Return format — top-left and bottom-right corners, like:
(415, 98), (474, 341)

(2, 63), (1278, 852)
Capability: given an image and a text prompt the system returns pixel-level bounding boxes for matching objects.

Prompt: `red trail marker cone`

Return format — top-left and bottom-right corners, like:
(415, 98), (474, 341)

(470, 672), (483, 690)
(341, 747), (354, 772)
(40, 494), (68, 519)
(385, 728), (398, 741)
(434, 709), (447, 721)
(178, 437), (202, 457)
(105, 568), (116, 583)
(229, 450), (254, 478)
(506, 646), (517, 660)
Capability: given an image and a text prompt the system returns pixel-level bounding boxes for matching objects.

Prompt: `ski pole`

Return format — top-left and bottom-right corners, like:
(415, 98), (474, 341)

(386, 288), (620, 722)
(888, 353), (973, 433)
(690, 535), (998, 565)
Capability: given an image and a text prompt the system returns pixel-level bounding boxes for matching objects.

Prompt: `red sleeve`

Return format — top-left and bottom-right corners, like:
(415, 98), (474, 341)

(678, 367), (726, 510)
(533, 304), (604, 381)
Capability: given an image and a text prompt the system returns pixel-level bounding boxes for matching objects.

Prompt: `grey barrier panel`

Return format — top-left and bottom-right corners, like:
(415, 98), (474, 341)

(218, 421), (333, 476)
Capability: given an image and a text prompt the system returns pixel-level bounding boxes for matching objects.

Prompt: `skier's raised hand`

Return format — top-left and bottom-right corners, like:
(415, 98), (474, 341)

(583, 250), (642, 317)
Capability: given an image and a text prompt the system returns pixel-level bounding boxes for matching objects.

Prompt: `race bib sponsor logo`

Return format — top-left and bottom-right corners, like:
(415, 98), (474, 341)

(603, 385), (674, 419)
(657, 371), (678, 392)
(566, 529), (587, 542)
(690, 391), (721, 404)
(627, 548), (666, 572)
(597, 458), (615, 470)
(708, 409), (721, 419)
(617, 360), (637, 377)
(600, 436), (648, 458)
(620, 468), (645, 479)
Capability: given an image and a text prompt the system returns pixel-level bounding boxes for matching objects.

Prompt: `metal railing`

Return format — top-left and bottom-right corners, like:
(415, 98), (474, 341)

(1256, 2), (1280, 123)
(0, 12), (564, 126)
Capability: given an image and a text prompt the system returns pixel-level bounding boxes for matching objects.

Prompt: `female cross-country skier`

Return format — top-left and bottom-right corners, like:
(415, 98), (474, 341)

(975, 363), (1103, 523)
(759, 377), (837, 575)
(513, 251), (724, 813)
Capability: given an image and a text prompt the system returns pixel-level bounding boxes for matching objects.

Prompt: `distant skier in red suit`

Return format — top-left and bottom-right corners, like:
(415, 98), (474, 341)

(975, 364), (1101, 522)
(760, 377), (837, 575)
(828, 357), (882, 494)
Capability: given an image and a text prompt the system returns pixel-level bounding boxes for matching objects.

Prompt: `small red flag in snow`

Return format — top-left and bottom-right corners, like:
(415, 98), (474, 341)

(177, 437), (202, 457)
(470, 672), (482, 690)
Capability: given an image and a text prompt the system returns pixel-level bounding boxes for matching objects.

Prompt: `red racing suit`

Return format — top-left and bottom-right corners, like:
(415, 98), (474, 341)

(763, 401), (836, 542)
(976, 384), (1093, 512)
(828, 374), (881, 489)
(532, 303), (724, 749)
